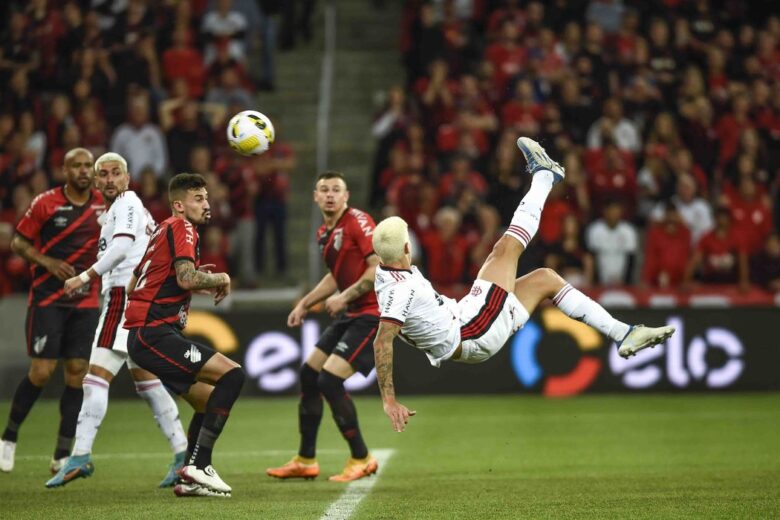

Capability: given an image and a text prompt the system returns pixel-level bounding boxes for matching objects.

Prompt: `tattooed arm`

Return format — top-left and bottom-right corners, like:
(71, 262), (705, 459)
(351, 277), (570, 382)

(324, 254), (379, 317)
(374, 321), (416, 432)
(174, 260), (231, 304)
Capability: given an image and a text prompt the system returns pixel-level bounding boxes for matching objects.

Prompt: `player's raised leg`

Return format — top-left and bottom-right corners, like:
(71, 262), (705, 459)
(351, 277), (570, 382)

(475, 137), (564, 293)
(178, 353), (245, 495)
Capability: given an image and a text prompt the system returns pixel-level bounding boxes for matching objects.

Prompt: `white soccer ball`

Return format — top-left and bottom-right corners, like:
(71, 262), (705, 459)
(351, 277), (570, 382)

(226, 110), (275, 156)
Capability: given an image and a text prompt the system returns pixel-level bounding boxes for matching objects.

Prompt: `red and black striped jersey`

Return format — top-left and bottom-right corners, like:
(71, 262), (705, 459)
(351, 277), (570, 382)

(124, 216), (200, 330)
(16, 186), (104, 308)
(317, 207), (379, 317)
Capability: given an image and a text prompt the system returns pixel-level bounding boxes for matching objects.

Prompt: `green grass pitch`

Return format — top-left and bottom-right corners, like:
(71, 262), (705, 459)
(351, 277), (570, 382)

(1, 394), (778, 519)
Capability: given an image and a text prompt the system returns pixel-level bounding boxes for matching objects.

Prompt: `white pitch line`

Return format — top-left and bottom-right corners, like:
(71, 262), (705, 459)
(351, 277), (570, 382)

(16, 449), (344, 462)
(319, 448), (395, 520)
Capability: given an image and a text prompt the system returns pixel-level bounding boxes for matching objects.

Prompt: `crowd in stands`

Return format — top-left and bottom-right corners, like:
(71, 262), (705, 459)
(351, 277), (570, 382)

(372, 0), (780, 298)
(0, 0), (294, 296)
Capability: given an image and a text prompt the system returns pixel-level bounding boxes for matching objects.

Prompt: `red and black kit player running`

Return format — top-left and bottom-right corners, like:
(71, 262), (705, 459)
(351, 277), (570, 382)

(124, 173), (243, 498)
(267, 171), (380, 482)
(0, 148), (104, 474)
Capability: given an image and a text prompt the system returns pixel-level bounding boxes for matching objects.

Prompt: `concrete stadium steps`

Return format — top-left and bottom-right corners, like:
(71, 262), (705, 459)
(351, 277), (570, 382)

(252, 1), (403, 289)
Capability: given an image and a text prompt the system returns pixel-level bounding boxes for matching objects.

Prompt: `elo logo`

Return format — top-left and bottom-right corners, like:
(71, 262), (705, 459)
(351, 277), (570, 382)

(510, 308), (604, 397)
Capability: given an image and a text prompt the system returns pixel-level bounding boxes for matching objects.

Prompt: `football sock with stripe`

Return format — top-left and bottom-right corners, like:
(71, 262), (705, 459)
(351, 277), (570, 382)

(135, 380), (188, 454)
(553, 284), (630, 342)
(505, 169), (555, 248)
(2, 376), (42, 442)
(185, 412), (205, 461)
(190, 367), (245, 469)
(72, 374), (110, 456)
(298, 364), (323, 459)
(319, 371), (368, 459)
(55, 385), (83, 459)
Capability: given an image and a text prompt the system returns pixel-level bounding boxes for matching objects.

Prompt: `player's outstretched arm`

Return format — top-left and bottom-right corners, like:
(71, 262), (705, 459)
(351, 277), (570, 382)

(374, 321), (416, 432)
(11, 234), (75, 280)
(288, 272), (338, 326)
(325, 254), (379, 317)
(65, 235), (135, 296)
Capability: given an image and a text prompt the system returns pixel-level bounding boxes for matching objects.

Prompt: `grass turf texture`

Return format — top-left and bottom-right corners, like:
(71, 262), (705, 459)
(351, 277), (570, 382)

(0, 394), (778, 519)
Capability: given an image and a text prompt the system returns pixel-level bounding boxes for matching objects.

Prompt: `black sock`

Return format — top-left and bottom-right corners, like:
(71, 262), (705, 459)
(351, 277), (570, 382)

(55, 385), (83, 459)
(2, 376), (43, 443)
(185, 412), (205, 462)
(190, 368), (245, 469)
(298, 364), (323, 459)
(318, 371), (368, 459)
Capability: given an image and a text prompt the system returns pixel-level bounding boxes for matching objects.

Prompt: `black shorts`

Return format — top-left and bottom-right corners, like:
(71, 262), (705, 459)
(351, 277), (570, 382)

(126, 324), (217, 395)
(25, 306), (99, 360)
(317, 314), (379, 376)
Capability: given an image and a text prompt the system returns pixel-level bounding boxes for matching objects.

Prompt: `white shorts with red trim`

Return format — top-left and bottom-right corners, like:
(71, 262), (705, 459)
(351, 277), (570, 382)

(89, 287), (138, 375)
(455, 279), (529, 364)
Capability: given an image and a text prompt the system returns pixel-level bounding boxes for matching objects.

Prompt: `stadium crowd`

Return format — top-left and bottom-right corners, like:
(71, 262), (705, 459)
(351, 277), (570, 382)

(372, 0), (780, 298)
(0, 0), (293, 295)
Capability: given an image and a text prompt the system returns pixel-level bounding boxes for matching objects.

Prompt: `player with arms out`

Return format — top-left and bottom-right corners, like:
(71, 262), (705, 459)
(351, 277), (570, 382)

(267, 171), (380, 482)
(372, 138), (676, 432)
(0, 148), (104, 474)
(46, 153), (188, 489)
(124, 173), (243, 498)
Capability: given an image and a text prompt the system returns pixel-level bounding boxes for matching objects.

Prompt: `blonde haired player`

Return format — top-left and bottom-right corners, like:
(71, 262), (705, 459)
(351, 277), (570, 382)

(46, 153), (187, 488)
(372, 138), (675, 432)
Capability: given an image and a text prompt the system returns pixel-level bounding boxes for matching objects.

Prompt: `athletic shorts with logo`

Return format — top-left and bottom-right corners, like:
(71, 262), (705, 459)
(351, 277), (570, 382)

(26, 306), (99, 360)
(88, 287), (143, 374)
(456, 279), (529, 364)
(317, 314), (379, 376)
(126, 324), (217, 395)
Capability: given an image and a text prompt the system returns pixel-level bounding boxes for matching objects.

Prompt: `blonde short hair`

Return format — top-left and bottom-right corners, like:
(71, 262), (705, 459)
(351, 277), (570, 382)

(373, 216), (410, 263)
(94, 152), (128, 175)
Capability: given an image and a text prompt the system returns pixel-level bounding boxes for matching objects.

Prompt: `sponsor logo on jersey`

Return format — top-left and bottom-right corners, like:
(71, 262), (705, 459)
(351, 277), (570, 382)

(334, 341), (349, 354)
(53, 216), (68, 227)
(98, 237), (107, 252)
(351, 209), (374, 236)
(184, 344), (202, 363)
(333, 229), (343, 251)
(376, 274), (385, 284)
(402, 290), (415, 317)
(55, 205), (73, 212)
(470, 285), (483, 297)
(33, 335), (48, 355)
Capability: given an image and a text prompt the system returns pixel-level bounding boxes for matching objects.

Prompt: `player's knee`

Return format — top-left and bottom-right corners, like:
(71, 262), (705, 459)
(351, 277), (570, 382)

(63, 361), (88, 386)
(300, 363), (320, 394)
(317, 370), (345, 401)
(526, 268), (565, 296)
(28, 364), (55, 386)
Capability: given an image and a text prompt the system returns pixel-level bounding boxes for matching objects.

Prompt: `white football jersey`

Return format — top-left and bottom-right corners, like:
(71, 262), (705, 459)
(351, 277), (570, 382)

(97, 190), (154, 293)
(374, 265), (461, 367)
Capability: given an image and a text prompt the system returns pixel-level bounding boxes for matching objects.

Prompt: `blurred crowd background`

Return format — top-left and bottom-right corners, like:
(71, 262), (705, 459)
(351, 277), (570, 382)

(0, 0), (300, 295)
(2, 0), (780, 301)
(372, 0), (780, 298)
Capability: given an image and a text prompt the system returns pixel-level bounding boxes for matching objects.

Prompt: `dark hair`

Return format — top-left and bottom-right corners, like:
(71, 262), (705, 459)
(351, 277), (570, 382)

(315, 170), (348, 188)
(169, 173), (207, 201)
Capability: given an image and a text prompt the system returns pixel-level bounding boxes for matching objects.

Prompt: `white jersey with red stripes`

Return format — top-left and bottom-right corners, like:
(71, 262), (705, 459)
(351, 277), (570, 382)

(374, 264), (461, 367)
(97, 190), (155, 293)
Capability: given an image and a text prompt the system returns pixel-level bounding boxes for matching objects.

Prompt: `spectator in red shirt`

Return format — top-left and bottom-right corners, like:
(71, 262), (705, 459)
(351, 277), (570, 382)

(584, 141), (637, 216)
(501, 78), (543, 134)
(684, 207), (749, 288)
(420, 206), (469, 295)
(484, 18), (527, 95)
(415, 59), (458, 131)
(544, 214), (594, 288)
(438, 154), (488, 204)
(162, 26), (206, 98)
(642, 204), (692, 289)
(200, 226), (230, 275)
(715, 93), (754, 166)
(722, 177), (773, 255)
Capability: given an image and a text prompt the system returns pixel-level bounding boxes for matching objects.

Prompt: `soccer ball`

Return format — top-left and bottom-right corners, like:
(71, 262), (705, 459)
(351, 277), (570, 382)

(226, 110), (275, 156)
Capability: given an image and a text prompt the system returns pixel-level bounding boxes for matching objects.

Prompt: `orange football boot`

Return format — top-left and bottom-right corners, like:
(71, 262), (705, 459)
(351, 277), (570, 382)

(328, 455), (378, 482)
(266, 456), (320, 480)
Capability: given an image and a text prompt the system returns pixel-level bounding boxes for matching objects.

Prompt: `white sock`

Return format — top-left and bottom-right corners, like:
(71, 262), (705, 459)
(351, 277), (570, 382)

(135, 380), (187, 454)
(72, 374), (110, 456)
(505, 169), (555, 247)
(553, 283), (631, 342)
